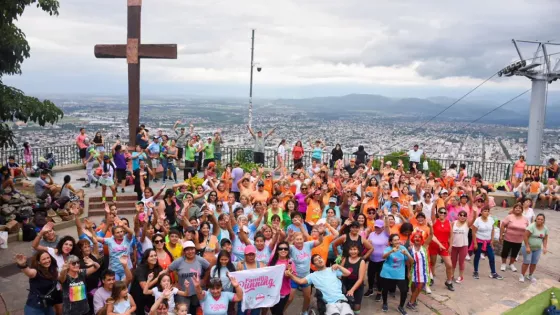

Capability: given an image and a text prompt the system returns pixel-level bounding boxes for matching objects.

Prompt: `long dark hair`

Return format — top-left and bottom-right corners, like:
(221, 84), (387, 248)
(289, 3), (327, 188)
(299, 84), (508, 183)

(198, 221), (212, 242)
(151, 235), (174, 262)
(213, 250), (236, 279)
(140, 249), (163, 275)
(31, 250), (58, 280)
(269, 241), (290, 266)
(56, 236), (77, 257)
(61, 175), (71, 191)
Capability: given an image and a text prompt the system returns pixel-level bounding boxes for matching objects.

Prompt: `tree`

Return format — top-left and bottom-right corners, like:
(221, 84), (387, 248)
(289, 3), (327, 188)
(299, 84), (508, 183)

(0, 0), (63, 148)
(371, 151), (443, 176)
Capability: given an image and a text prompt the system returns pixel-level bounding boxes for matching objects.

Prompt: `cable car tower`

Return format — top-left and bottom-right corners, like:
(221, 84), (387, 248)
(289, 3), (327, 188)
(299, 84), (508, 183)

(499, 39), (560, 165)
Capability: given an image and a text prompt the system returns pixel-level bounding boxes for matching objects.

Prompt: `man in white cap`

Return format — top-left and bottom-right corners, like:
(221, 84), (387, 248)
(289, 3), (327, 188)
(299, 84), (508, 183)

(168, 240), (210, 313)
(322, 196), (340, 218)
(382, 191), (402, 213)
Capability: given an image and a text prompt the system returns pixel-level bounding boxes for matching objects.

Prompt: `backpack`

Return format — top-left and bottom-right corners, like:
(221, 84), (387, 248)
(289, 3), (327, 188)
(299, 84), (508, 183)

(22, 223), (37, 241)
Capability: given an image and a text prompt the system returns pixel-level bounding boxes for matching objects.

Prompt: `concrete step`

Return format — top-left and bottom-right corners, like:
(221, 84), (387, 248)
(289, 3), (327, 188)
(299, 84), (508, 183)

(89, 194), (139, 202)
(88, 207), (137, 217)
(89, 201), (137, 210)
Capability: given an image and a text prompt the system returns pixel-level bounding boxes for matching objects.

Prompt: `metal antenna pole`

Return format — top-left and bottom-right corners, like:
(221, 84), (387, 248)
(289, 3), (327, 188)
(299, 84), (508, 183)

(248, 29), (255, 129)
(500, 39), (560, 165)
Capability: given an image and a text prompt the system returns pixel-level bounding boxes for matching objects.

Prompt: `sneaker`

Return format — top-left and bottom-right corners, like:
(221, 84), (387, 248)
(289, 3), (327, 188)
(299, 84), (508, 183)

(302, 312), (308, 315)
(445, 281), (455, 291)
(382, 304), (389, 312)
(174, 180), (179, 184)
(455, 276), (464, 284)
(406, 302), (416, 310)
(500, 264), (506, 271)
(490, 273), (504, 280)
(162, 180), (166, 184)
(473, 271), (480, 279)
(95, 181), (99, 188)
(83, 183), (90, 188)
(519, 275), (525, 282)
(429, 278), (434, 286)
(397, 306), (408, 315)
(465, 255), (471, 261)
(510, 264), (518, 272)
(153, 178), (159, 183)
(425, 286), (432, 294)
(364, 289), (374, 297)
(481, 253), (486, 260)
(375, 293), (382, 302)
(528, 275), (537, 283)
(121, 188), (125, 193)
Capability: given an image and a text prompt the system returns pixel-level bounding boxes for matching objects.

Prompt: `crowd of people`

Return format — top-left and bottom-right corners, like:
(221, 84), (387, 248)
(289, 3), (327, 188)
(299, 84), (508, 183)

(10, 125), (555, 315)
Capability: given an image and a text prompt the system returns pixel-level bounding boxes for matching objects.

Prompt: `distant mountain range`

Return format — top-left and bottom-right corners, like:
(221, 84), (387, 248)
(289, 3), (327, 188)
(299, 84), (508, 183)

(274, 93), (560, 126)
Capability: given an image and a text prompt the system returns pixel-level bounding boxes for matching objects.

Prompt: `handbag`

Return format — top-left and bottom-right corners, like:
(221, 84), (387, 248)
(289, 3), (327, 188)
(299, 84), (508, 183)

(31, 281), (57, 308)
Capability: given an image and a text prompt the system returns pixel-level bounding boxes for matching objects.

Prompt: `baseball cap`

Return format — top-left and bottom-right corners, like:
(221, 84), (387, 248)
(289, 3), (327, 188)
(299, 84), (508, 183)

(136, 201), (144, 205)
(390, 191), (399, 198)
(385, 161), (392, 165)
(182, 241), (196, 249)
(329, 197), (337, 203)
(374, 219), (385, 228)
(440, 189), (449, 194)
(244, 245), (257, 255)
(257, 180), (265, 186)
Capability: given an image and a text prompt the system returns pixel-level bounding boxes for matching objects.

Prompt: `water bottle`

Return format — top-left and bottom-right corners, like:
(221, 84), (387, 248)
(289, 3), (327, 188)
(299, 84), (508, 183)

(551, 292), (559, 307)
(17, 227), (23, 242)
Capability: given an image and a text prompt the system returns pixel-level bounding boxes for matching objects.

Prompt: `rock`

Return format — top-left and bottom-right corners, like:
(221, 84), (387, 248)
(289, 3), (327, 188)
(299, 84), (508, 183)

(12, 193), (21, 199)
(19, 206), (34, 218)
(1, 205), (16, 216)
(57, 210), (69, 217)
(8, 197), (21, 204)
(61, 215), (74, 221)
(1, 195), (10, 203)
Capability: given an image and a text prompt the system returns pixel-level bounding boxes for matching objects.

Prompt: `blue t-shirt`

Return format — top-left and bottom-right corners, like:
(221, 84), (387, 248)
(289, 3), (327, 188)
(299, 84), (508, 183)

(201, 291), (235, 315)
(231, 225), (257, 261)
(382, 201), (401, 213)
(255, 246), (272, 264)
(305, 268), (345, 304)
(147, 142), (161, 155)
(312, 147), (322, 160)
(131, 152), (146, 170)
(104, 236), (134, 274)
(380, 245), (407, 280)
(286, 224), (303, 234)
(290, 241), (314, 277)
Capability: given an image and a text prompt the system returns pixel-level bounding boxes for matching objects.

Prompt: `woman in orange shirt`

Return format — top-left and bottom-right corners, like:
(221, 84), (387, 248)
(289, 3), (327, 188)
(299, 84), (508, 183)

(399, 187), (413, 219)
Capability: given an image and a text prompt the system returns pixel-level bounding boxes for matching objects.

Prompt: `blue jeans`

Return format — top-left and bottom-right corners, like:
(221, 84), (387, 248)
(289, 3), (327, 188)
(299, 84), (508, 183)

(161, 159), (168, 181)
(167, 162), (177, 182)
(24, 304), (55, 315)
(238, 307), (260, 315)
(473, 242), (496, 274)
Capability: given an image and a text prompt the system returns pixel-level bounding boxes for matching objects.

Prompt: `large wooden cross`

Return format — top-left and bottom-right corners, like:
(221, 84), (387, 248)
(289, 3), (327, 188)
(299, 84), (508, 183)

(94, 0), (177, 145)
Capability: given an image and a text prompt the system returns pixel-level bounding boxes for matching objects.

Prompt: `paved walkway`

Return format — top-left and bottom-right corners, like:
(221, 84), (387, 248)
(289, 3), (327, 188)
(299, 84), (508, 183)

(1, 168), (559, 314)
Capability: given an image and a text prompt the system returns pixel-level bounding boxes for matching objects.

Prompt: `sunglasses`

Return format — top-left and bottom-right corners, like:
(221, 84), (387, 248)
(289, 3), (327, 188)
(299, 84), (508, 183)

(266, 175), (271, 178)
(70, 261), (80, 266)
(217, 204), (223, 207)
(209, 277), (222, 284)
(154, 239), (164, 244)
(459, 214), (467, 217)
(278, 247), (289, 251)
(367, 210), (375, 214)
(301, 187), (308, 190)
(439, 211), (447, 215)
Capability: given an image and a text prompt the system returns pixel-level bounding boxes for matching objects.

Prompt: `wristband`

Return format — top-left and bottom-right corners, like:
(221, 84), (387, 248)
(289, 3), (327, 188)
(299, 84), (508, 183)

(17, 264), (28, 269)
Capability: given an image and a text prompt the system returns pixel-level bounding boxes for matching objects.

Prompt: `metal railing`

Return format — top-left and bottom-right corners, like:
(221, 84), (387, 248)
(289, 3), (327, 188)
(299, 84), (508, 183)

(221, 147), (513, 183)
(0, 144), (518, 182)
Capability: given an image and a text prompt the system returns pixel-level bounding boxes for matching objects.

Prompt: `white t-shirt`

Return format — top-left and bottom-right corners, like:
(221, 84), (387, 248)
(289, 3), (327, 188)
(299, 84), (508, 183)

(408, 149), (423, 162)
(152, 287), (179, 310)
(277, 145), (286, 159)
(47, 247), (65, 273)
(452, 221), (469, 247)
(421, 201), (434, 220)
(522, 208), (535, 223)
(473, 217), (495, 241)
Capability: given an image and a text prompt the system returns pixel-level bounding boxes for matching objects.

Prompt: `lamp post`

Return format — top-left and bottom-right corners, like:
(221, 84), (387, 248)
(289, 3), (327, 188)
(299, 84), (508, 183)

(248, 29), (262, 129)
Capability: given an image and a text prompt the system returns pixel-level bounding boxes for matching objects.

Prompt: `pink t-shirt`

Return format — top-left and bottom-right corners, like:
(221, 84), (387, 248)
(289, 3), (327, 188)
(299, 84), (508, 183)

(502, 214), (529, 243)
(76, 134), (87, 149)
(514, 161), (526, 174)
(274, 259), (295, 297)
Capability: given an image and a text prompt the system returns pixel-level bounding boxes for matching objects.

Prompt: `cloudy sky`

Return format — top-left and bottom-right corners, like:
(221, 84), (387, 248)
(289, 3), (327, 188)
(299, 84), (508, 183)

(4, 0), (560, 99)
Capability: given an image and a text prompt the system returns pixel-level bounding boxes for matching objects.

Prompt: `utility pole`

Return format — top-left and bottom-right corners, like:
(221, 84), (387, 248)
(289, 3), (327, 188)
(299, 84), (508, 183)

(248, 29), (255, 129)
(500, 39), (560, 165)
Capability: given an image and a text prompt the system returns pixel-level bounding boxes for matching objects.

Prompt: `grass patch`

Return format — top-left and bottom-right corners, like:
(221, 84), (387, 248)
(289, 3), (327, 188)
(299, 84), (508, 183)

(504, 287), (560, 315)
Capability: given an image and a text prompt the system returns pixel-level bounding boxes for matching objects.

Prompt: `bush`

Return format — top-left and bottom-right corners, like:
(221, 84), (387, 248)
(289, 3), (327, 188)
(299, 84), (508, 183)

(371, 151), (443, 176)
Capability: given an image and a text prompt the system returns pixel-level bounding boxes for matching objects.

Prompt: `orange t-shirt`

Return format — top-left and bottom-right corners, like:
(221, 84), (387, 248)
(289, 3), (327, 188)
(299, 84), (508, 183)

(310, 234), (334, 271)
(96, 224), (113, 256)
(264, 179), (274, 195)
(529, 181), (541, 194)
(306, 199), (322, 224)
(251, 190), (270, 204)
(217, 190), (229, 203)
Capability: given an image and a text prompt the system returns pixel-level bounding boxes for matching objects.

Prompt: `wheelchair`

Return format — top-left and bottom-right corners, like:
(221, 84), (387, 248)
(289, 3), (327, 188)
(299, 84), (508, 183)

(307, 286), (354, 315)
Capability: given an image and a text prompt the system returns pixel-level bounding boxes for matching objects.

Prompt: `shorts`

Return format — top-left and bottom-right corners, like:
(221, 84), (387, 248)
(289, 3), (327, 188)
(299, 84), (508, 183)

(215, 152), (222, 163)
(178, 147), (184, 160)
(116, 168), (127, 182)
(501, 240), (522, 259)
(521, 246), (542, 265)
(325, 301), (353, 315)
(291, 279), (311, 289)
(79, 148), (87, 159)
(312, 157), (321, 163)
(515, 172), (524, 179)
(429, 242), (450, 257)
(343, 282), (363, 305)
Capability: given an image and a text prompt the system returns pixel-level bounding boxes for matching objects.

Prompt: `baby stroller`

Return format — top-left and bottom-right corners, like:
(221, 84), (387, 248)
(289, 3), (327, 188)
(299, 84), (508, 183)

(308, 286), (354, 315)
(36, 152), (55, 174)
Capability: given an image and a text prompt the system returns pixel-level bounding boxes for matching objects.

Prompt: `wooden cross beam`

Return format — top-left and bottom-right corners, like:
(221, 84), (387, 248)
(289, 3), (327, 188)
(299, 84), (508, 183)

(94, 0), (177, 145)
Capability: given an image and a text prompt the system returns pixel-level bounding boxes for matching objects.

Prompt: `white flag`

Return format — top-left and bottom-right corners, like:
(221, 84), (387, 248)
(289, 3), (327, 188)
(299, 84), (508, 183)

(229, 264), (285, 312)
